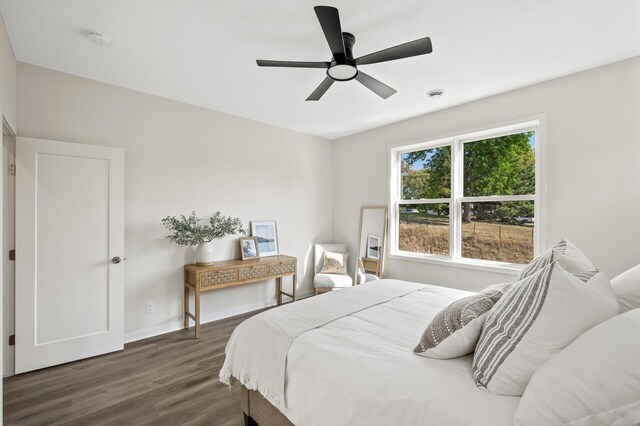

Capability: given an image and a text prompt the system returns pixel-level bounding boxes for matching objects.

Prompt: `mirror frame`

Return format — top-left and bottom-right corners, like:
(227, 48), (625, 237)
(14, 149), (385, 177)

(354, 205), (388, 285)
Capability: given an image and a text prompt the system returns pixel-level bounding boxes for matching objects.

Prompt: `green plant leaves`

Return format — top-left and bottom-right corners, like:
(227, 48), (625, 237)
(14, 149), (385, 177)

(161, 211), (246, 246)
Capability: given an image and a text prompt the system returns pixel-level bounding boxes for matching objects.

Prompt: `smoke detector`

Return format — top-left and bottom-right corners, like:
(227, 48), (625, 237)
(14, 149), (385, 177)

(88, 32), (110, 47)
(427, 89), (444, 98)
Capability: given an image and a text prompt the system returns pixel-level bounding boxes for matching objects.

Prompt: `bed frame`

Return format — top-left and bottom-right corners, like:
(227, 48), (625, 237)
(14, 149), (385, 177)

(240, 385), (293, 426)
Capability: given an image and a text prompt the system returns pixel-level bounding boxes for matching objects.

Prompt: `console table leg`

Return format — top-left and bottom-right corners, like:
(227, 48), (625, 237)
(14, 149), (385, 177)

(183, 285), (189, 329)
(195, 286), (201, 339)
(293, 274), (297, 302)
(277, 277), (282, 305)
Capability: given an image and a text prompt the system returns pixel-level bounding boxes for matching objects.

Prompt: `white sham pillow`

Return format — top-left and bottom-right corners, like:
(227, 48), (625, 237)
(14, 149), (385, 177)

(517, 239), (594, 281)
(515, 308), (640, 426)
(610, 263), (640, 313)
(413, 283), (510, 359)
(473, 263), (619, 396)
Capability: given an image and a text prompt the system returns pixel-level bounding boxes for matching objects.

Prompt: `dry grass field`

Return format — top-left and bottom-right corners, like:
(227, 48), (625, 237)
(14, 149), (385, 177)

(399, 214), (533, 264)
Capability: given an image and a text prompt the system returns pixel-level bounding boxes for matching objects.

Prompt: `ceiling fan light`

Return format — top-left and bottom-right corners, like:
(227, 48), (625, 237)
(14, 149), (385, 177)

(327, 64), (358, 81)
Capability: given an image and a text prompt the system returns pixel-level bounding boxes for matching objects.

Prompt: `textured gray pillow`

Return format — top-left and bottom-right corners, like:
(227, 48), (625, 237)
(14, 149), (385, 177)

(517, 239), (594, 281)
(414, 283), (510, 359)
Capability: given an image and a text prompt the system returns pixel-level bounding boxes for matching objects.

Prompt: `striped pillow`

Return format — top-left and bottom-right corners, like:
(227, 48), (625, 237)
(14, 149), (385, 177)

(517, 239), (594, 281)
(414, 283), (511, 359)
(473, 262), (619, 396)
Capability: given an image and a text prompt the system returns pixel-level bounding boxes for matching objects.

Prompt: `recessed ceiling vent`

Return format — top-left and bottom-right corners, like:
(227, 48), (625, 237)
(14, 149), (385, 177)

(88, 32), (110, 47)
(427, 89), (444, 98)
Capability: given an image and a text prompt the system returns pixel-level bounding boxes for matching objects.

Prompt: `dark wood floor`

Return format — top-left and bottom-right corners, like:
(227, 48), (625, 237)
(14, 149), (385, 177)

(3, 310), (261, 426)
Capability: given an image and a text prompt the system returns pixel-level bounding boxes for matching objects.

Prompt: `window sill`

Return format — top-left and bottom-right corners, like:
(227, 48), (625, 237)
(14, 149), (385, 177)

(388, 252), (524, 276)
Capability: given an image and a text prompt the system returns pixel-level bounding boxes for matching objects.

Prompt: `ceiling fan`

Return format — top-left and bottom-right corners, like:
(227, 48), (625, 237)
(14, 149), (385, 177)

(256, 6), (433, 101)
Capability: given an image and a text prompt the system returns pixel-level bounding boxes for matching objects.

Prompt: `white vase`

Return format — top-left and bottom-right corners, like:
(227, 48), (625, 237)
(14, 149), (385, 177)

(195, 241), (215, 266)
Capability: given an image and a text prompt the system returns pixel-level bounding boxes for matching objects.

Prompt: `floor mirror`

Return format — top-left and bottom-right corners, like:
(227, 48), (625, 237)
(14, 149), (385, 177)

(355, 206), (388, 284)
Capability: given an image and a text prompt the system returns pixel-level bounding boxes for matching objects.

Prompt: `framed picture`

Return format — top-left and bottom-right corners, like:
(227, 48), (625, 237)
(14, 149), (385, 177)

(239, 237), (259, 260)
(367, 234), (381, 260)
(250, 221), (279, 257)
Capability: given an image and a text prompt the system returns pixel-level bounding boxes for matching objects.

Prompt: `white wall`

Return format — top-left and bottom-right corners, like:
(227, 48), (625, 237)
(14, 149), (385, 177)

(333, 56), (640, 292)
(16, 62), (333, 346)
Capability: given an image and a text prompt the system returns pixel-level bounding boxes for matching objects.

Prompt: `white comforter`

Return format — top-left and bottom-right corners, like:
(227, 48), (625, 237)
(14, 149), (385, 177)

(220, 280), (424, 406)
(221, 280), (520, 426)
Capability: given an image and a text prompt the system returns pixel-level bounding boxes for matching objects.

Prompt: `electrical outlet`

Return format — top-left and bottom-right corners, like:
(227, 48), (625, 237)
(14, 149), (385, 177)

(145, 301), (155, 314)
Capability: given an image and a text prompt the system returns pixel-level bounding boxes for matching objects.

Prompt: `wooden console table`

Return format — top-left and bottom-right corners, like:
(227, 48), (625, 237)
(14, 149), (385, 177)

(184, 255), (297, 338)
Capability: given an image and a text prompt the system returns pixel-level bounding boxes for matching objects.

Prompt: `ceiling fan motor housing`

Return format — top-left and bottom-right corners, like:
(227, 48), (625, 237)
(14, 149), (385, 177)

(327, 32), (358, 81)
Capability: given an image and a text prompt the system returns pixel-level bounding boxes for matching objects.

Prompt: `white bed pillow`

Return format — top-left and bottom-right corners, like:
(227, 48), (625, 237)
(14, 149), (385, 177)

(473, 263), (619, 396)
(515, 308), (640, 426)
(610, 263), (640, 313)
(517, 239), (594, 281)
(413, 283), (510, 359)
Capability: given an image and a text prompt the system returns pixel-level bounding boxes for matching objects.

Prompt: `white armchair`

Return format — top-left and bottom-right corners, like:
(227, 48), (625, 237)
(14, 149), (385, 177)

(314, 243), (353, 295)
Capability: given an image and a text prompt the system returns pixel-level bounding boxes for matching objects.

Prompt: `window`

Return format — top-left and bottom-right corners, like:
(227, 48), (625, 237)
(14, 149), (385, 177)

(390, 121), (541, 269)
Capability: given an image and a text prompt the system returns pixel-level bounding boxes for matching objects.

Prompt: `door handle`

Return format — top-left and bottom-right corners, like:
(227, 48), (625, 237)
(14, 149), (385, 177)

(112, 256), (122, 264)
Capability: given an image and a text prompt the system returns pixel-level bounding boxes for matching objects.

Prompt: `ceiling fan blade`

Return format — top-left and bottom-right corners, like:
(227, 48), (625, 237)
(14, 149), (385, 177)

(306, 77), (335, 101)
(355, 37), (433, 66)
(256, 60), (330, 68)
(314, 6), (346, 61)
(355, 71), (397, 99)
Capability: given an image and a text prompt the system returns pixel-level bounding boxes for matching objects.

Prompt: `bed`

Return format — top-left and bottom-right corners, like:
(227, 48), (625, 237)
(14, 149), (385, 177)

(220, 280), (521, 426)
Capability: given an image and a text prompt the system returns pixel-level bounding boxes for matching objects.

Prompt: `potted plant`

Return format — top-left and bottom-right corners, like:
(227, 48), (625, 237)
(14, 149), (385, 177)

(162, 211), (245, 265)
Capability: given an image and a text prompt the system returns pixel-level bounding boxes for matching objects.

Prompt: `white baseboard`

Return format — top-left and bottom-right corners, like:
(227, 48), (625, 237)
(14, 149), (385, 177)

(124, 290), (314, 344)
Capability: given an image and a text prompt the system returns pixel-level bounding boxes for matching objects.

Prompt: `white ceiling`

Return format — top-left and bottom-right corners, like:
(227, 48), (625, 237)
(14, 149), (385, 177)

(1, 0), (639, 140)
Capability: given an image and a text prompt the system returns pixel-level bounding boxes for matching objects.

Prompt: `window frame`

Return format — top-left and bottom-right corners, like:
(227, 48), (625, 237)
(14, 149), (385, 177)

(388, 118), (545, 274)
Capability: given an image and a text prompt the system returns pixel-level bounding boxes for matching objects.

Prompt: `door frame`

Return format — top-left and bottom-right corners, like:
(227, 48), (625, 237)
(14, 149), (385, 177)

(2, 108), (16, 425)
(2, 116), (15, 379)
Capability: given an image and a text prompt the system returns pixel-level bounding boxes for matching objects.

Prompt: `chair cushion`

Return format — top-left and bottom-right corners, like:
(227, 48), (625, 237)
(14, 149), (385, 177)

(356, 268), (379, 284)
(314, 273), (353, 288)
(363, 273), (379, 283)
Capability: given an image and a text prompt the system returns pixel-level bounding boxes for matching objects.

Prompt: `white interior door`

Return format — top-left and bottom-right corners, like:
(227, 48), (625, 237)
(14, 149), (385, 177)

(15, 137), (124, 374)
